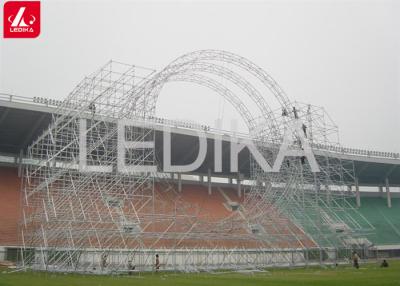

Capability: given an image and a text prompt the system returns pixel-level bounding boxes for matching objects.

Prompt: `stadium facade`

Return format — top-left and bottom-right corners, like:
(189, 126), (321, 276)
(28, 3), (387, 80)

(0, 50), (399, 273)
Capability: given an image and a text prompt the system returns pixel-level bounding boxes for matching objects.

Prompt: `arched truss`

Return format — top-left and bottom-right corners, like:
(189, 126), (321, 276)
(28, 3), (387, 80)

(125, 50), (293, 140)
(131, 50), (296, 217)
(164, 50), (292, 109)
(164, 73), (257, 131)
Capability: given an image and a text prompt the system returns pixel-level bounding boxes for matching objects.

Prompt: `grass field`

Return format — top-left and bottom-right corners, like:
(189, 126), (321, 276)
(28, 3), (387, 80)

(0, 260), (399, 286)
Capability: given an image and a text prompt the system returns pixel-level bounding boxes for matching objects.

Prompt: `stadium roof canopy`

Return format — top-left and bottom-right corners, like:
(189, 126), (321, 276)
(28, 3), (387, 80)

(1, 94), (400, 186)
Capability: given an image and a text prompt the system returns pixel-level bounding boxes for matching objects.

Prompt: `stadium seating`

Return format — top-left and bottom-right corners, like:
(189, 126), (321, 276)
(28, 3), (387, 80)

(0, 167), (21, 246)
(178, 184), (232, 220)
(354, 198), (400, 245)
(0, 166), (398, 250)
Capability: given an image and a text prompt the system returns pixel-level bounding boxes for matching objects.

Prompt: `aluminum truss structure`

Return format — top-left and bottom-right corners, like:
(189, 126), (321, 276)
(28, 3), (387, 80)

(21, 50), (373, 273)
(246, 102), (373, 250)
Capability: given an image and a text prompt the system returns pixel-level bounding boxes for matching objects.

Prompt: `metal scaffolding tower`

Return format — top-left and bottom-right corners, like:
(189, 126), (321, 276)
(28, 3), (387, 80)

(20, 51), (373, 273)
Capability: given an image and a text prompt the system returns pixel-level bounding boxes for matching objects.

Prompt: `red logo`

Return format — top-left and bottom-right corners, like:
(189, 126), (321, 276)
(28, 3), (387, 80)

(3, 1), (40, 38)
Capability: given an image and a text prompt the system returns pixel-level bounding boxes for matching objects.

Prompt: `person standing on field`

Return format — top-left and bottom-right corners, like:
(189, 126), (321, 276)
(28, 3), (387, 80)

(352, 251), (360, 269)
(155, 254), (160, 272)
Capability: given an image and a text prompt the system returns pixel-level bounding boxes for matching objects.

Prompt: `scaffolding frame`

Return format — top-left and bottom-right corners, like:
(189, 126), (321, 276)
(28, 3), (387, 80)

(20, 50), (373, 273)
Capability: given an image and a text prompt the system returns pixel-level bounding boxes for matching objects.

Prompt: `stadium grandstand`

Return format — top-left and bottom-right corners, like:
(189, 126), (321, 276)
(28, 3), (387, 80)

(0, 50), (399, 273)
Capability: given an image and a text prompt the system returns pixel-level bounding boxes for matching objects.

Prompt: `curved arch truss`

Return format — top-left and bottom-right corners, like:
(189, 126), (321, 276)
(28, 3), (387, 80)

(20, 51), (373, 273)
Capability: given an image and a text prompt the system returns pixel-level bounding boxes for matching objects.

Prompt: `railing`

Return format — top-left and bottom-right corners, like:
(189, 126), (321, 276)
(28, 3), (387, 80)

(311, 143), (400, 160)
(148, 116), (211, 132)
(0, 92), (63, 108)
(1, 93), (399, 160)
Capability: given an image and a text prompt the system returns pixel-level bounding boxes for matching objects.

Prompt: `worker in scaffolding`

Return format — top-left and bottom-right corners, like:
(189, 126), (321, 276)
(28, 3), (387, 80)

(292, 106), (299, 119)
(302, 123), (307, 138)
(88, 102), (96, 117)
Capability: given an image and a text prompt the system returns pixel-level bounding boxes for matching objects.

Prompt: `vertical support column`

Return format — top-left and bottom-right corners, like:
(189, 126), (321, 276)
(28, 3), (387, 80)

(18, 149), (23, 178)
(385, 178), (392, 208)
(178, 173), (182, 193)
(378, 186), (384, 198)
(355, 177), (361, 207)
(228, 177), (233, 185)
(170, 173), (174, 180)
(347, 185), (352, 194)
(199, 175), (204, 183)
(237, 172), (242, 198)
(207, 168), (212, 195)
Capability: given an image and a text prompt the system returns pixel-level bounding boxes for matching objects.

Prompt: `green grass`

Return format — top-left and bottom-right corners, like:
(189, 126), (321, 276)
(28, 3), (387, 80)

(0, 261), (399, 286)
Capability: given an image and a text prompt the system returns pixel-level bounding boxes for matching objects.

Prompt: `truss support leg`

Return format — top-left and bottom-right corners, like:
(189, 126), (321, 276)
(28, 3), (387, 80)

(208, 169), (212, 195)
(355, 177), (361, 207)
(385, 178), (392, 208)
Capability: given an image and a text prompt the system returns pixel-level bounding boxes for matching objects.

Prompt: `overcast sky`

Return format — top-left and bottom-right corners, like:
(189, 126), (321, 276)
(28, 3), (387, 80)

(1, 0), (399, 152)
